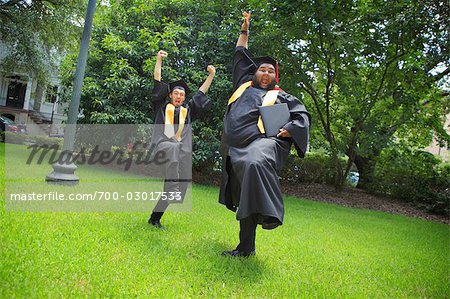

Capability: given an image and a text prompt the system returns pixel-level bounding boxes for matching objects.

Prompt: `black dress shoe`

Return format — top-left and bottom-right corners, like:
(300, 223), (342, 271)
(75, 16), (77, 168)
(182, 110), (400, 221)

(221, 249), (255, 257)
(148, 218), (164, 229)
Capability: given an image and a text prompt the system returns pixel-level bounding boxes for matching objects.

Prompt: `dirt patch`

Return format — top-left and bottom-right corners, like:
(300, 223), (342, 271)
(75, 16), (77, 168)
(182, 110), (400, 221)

(193, 171), (449, 225)
(282, 182), (449, 224)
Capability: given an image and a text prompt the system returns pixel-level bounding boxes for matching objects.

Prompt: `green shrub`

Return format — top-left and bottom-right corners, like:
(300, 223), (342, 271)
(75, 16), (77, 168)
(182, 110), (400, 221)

(192, 123), (222, 174)
(32, 135), (64, 148)
(281, 151), (343, 185)
(3, 132), (63, 147)
(371, 147), (450, 215)
(3, 132), (29, 144)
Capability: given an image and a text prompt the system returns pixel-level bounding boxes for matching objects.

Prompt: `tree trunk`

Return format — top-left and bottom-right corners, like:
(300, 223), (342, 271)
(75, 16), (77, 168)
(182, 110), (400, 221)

(331, 150), (345, 192)
(353, 154), (376, 190)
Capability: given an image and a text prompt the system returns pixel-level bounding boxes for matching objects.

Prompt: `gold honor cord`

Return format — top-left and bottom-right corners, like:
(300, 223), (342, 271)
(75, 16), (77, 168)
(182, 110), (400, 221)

(227, 81), (280, 134)
(164, 103), (188, 141)
(175, 107), (188, 141)
(227, 81), (252, 105)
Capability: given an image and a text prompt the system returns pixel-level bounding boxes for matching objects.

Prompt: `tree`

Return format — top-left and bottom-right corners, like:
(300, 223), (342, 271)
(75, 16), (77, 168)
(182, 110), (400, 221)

(254, 0), (449, 189)
(0, 0), (85, 81)
(60, 0), (449, 185)
(60, 0), (246, 170)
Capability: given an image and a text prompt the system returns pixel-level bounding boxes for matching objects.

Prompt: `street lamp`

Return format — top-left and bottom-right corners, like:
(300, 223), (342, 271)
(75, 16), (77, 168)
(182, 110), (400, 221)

(46, 0), (97, 184)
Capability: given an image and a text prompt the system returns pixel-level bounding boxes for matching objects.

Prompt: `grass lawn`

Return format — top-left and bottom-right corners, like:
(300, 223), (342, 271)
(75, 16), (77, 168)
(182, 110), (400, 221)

(0, 143), (449, 297)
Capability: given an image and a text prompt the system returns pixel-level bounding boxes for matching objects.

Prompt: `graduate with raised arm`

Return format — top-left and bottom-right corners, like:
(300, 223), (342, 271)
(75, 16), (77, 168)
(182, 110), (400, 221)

(149, 50), (216, 229)
(219, 12), (311, 257)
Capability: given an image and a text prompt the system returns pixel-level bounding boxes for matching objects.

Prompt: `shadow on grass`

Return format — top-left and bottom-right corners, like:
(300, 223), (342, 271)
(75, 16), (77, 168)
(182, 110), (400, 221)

(191, 238), (266, 284)
(117, 216), (266, 285)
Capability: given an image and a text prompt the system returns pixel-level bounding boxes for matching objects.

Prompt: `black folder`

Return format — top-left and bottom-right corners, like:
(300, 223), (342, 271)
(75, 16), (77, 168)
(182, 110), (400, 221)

(258, 103), (291, 137)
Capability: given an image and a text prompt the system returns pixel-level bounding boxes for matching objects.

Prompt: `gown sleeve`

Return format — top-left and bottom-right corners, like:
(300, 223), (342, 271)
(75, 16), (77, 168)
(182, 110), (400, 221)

(232, 46), (256, 91)
(188, 90), (212, 119)
(279, 92), (311, 158)
(152, 79), (170, 111)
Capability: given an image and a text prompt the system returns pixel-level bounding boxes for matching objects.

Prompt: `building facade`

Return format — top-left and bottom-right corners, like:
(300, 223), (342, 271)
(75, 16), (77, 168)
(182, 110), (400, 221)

(426, 113), (450, 162)
(0, 43), (67, 135)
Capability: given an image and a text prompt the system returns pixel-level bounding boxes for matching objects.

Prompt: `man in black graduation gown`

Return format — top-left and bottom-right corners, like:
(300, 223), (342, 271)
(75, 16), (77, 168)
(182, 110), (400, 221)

(220, 12), (311, 256)
(148, 50), (216, 229)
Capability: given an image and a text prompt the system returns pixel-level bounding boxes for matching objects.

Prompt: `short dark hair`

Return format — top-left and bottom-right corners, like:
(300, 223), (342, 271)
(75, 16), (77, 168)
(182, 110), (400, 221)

(171, 86), (185, 93)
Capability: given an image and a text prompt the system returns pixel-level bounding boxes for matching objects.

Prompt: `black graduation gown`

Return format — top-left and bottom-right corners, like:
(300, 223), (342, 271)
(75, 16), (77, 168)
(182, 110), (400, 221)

(150, 79), (211, 155)
(150, 80), (211, 207)
(219, 46), (311, 224)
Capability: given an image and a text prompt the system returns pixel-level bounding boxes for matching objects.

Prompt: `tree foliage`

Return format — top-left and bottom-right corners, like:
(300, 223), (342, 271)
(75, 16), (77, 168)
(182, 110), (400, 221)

(0, 0), (86, 81)
(372, 145), (450, 215)
(60, 0), (248, 169)
(60, 0), (449, 190)
(254, 0), (450, 189)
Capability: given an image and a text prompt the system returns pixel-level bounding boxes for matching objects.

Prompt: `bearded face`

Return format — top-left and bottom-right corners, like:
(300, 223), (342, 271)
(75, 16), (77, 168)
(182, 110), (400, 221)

(252, 63), (277, 90)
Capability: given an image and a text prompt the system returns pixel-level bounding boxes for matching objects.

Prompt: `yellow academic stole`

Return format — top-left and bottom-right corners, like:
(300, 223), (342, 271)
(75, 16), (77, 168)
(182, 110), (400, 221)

(164, 103), (188, 141)
(227, 81), (280, 134)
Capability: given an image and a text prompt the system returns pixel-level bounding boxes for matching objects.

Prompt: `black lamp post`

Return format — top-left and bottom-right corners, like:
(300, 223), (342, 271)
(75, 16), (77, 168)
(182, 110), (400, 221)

(46, 0), (97, 184)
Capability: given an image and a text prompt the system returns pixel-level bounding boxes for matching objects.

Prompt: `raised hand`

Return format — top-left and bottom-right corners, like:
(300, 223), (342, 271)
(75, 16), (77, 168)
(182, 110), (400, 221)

(207, 65), (216, 76)
(237, 11), (251, 48)
(154, 50), (167, 81)
(157, 50), (168, 60)
(241, 11), (251, 31)
(199, 65), (216, 94)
